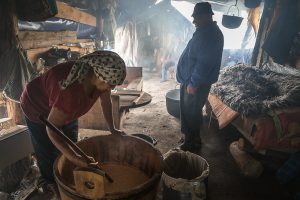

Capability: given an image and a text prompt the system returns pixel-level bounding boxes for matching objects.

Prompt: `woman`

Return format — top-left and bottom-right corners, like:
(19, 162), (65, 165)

(20, 51), (127, 184)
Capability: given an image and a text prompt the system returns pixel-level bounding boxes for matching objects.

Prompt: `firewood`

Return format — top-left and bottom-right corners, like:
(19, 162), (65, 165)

(229, 141), (264, 178)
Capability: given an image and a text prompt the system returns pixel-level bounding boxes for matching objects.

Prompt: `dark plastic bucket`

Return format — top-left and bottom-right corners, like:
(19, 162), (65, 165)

(54, 135), (163, 200)
(132, 133), (157, 146)
(162, 150), (209, 200)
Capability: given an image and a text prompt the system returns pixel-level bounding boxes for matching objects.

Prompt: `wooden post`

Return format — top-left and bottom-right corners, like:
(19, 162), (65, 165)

(229, 141), (264, 178)
(251, 0), (277, 66)
(95, 0), (104, 49)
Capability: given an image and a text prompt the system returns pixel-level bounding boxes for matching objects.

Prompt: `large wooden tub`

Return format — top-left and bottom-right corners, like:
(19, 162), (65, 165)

(54, 134), (163, 200)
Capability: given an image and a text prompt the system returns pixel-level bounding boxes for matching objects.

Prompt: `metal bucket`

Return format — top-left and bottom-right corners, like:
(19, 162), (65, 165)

(54, 135), (163, 200)
(165, 89), (180, 118)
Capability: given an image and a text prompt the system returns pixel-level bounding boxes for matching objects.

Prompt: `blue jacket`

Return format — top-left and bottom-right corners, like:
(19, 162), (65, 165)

(176, 22), (224, 87)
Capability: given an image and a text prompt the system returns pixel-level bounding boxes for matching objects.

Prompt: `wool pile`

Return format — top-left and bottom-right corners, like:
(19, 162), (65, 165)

(210, 63), (300, 117)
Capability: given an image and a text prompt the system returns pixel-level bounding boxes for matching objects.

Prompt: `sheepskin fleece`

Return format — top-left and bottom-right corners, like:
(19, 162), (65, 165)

(210, 63), (300, 117)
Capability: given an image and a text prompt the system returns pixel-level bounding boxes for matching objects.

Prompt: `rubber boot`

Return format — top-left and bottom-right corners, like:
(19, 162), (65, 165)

(178, 134), (194, 152)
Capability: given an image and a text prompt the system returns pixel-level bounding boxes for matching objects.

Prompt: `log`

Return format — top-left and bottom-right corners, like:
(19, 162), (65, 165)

(229, 141), (264, 178)
(0, 118), (15, 130)
(6, 100), (25, 125)
(56, 1), (96, 27)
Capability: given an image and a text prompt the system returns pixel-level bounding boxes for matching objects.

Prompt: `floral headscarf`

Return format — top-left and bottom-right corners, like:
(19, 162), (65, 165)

(59, 51), (126, 90)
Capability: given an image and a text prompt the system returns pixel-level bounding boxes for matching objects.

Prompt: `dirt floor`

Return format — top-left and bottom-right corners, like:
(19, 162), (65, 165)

(122, 71), (182, 154)
(15, 70), (294, 200)
(123, 70), (293, 200)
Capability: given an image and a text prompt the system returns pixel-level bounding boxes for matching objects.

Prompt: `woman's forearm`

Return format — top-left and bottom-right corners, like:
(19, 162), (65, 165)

(47, 107), (87, 167)
(46, 127), (87, 167)
(100, 90), (115, 131)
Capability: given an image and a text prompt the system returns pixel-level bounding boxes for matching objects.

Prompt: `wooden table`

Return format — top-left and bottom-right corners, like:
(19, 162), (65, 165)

(111, 90), (152, 110)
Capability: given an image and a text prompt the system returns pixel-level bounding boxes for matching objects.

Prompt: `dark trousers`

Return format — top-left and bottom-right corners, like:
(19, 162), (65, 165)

(25, 117), (78, 183)
(277, 151), (300, 199)
(180, 83), (211, 144)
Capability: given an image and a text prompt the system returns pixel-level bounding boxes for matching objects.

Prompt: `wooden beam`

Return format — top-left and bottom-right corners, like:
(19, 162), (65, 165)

(55, 1), (96, 27)
(19, 30), (76, 41)
(19, 31), (77, 49)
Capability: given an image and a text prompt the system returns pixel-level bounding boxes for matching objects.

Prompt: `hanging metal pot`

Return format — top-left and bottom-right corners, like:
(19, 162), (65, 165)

(222, 0), (243, 29)
(244, 0), (261, 8)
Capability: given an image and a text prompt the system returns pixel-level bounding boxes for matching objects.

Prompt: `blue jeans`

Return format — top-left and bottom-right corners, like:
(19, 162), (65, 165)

(25, 117), (78, 183)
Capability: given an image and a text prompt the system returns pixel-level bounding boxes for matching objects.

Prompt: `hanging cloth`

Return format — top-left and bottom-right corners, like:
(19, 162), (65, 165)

(0, 43), (36, 103)
(16, 0), (57, 22)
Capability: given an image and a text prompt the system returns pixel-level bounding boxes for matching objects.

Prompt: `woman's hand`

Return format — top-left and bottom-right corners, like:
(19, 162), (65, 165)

(87, 156), (99, 168)
(111, 128), (126, 136)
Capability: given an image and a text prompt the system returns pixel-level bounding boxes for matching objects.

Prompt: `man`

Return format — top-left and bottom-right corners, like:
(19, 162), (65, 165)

(176, 2), (224, 151)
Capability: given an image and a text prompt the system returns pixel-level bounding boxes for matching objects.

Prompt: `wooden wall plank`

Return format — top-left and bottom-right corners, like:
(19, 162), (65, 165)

(55, 1), (96, 27)
(26, 40), (95, 63)
(26, 47), (51, 63)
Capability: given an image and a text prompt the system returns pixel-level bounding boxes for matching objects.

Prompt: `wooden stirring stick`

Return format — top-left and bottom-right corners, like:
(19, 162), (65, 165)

(39, 116), (114, 183)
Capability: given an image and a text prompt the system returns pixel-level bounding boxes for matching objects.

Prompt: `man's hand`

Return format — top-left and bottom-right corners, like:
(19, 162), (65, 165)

(187, 84), (197, 95)
(111, 128), (126, 136)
